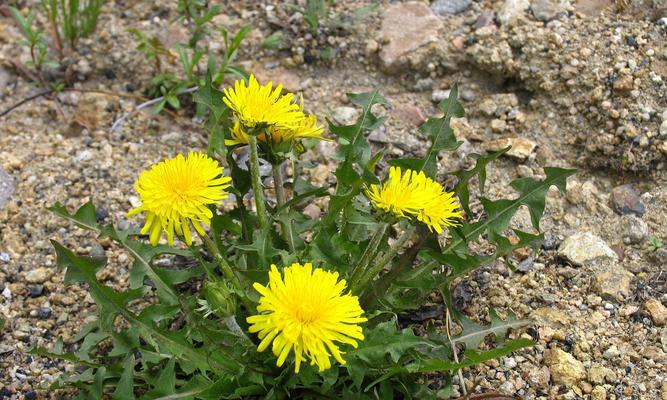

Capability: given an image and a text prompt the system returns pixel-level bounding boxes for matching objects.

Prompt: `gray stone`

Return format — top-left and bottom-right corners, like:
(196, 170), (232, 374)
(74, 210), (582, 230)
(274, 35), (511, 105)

(621, 215), (649, 245)
(431, 0), (472, 15)
(610, 184), (645, 216)
(75, 150), (94, 162)
(368, 127), (391, 143)
(530, 0), (568, 21)
(414, 78), (434, 92)
(558, 232), (618, 266)
(0, 67), (11, 92)
(0, 167), (15, 209)
(460, 88), (477, 102)
(379, 2), (443, 73)
(0, 252), (9, 263)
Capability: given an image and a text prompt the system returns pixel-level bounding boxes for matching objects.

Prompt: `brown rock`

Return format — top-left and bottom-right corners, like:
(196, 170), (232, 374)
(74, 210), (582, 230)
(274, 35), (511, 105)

(645, 298), (667, 326)
(391, 104), (425, 127)
(491, 118), (508, 133)
(609, 184), (645, 216)
(379, 2), (443, 73)
(591, 386), (607, 400)
(588, 364), (615, 384)
(592, 268), (634, 302)
(613, 75), (634, 94)
(531, 307), (571, 328)
(543, 348), (586, 387)
(485, 137), (537, 160)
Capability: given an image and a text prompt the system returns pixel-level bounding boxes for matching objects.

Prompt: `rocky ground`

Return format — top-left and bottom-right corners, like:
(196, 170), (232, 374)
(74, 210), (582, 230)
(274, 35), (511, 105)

(0, 0), (666, 399)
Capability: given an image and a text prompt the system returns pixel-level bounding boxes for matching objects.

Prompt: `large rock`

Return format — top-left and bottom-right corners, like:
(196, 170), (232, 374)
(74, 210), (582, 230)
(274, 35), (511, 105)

(558, 232), (618, 266)
(0, 166), (14, 209)
(593, 268), (634, 302)
(543, 348), (586, 387)
(379, 2), (443, 73)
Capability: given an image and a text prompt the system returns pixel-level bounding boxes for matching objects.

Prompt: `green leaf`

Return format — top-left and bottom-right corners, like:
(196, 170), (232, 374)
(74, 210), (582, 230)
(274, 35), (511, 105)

(0, 318), (4, 331)
(48, 201), (98, 232)
(345, 320), (433, 389)
(142, 358), (176, 399)
(454, 310), (530, 349)
(406, 338), (533, 373)
(445, 167), (575, 255)
(315, 89), (387, 253)
(233, 226), (283, 267)
(51, 240), (230, 374)
(30, 343), (102, 369)
(453, 148), (510, 215)
(112, 355), (136, 400)
(389, 85), (464, 178)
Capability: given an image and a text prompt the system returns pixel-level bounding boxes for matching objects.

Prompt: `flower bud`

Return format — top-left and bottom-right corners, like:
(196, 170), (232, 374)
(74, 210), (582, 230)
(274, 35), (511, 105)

(202, 281), (236, 318)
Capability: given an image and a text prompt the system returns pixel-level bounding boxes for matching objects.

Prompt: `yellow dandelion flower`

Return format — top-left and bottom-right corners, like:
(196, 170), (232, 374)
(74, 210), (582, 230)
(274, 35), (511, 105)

(127, 152), (231, 246)
(223, 74), (304, 130)
(365, 166), (463, 234)
(225, 115), (326, 146)
(247, 263), (367, 373)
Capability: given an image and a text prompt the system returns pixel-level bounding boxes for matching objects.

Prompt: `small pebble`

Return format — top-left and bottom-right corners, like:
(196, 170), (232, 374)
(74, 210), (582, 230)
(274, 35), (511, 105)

(95, 207), (109, 222)
(0, 252), (9, 263)
(28, 285), (44, 297)
(37, 307), (52, 319)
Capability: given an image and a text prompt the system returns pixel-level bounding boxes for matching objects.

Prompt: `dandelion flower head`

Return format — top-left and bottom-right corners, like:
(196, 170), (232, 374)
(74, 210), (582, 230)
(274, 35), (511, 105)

(366, 166), (463, 234)
(223, 74), (304, 130)
(127, 152), (231, 246)
(225, 114), (326, 146)
(247, 263), (367, 373)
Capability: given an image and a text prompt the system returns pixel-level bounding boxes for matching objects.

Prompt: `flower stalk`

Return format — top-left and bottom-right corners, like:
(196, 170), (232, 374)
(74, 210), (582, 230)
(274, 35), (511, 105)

(247, 134), (269, 230)
(349, 222), (389, 293)
(273, 162), (296, 252)
(354, 225), (415, 297)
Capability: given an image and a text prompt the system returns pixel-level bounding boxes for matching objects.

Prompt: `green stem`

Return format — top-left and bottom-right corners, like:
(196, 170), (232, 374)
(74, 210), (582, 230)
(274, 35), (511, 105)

(247, 134), (268, 229)
(361, 226), (427, 308)
(199, 233), (238, 285)
(273, 162), (296, 252)
(349, 222), (389, 293)
(355, 226), (416, 298)
(198, 232), (255, 312)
